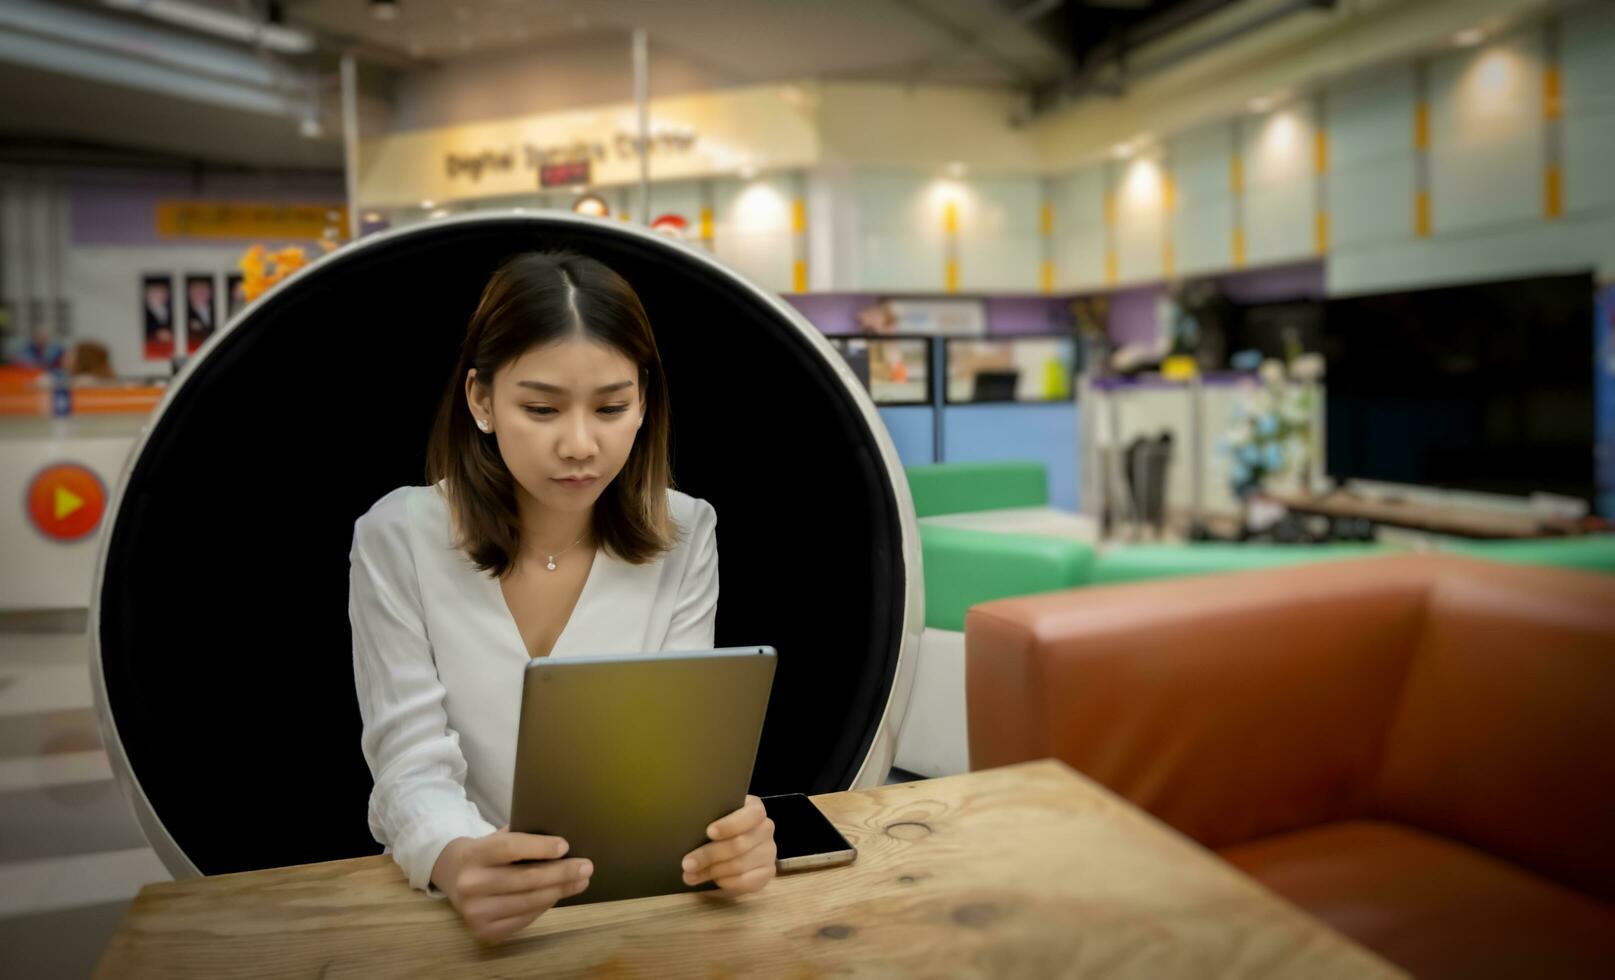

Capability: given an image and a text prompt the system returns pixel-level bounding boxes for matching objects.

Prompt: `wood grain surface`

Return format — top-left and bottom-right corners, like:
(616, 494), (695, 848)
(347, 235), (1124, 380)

(94, 760), (1405, 978)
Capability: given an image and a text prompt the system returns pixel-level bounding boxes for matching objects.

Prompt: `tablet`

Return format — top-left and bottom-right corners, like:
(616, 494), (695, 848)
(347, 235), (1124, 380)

(508, 646), (777, 905)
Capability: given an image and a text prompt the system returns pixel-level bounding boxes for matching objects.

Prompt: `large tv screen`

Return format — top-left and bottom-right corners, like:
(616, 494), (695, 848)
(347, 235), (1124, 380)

(1324, 272), (1596, 502)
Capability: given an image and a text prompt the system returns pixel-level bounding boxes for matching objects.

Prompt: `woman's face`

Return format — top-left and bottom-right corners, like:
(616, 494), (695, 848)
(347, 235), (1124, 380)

(466, 337), (645, 520)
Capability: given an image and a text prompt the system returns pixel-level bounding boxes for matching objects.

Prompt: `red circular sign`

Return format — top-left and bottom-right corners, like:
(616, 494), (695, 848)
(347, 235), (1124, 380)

(27, 464), (106, 542)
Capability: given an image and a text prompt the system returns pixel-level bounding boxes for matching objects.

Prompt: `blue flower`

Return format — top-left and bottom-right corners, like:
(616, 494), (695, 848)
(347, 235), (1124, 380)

(1239, 444), (1261, 465)
(1256, 413), (1280, 437)
(1263, 443), (1285, 472)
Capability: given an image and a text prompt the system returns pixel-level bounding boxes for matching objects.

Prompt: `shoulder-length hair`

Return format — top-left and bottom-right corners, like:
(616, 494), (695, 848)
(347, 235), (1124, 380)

(426, 249), (675, 578)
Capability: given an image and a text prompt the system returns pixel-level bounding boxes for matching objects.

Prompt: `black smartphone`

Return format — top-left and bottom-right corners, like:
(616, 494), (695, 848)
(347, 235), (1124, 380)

(762, 793), (857, 873)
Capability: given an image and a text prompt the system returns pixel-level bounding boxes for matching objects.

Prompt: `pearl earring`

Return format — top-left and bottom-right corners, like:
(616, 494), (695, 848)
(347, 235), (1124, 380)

(476, 418), (491, 432)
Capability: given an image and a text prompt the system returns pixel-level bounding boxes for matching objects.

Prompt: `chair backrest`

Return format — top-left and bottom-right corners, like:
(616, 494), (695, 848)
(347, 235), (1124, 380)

(906, 461), (1047, 518)
(1371, 558), (1615, 901)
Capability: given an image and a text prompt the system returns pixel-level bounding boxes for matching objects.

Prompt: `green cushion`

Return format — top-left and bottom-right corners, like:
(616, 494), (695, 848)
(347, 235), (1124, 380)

(906, 461), (1048, 518)
(1090, 543), (1392, 586)
(919, 524), (1094, 632)
(1442, 536), (1615, 574)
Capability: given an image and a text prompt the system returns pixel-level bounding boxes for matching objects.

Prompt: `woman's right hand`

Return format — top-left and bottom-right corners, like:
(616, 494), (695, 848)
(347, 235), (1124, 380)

(431, 826), (594, 943)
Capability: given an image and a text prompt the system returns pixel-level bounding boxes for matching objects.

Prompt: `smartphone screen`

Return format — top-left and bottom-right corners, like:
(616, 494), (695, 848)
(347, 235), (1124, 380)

(762, 793), (856, 866)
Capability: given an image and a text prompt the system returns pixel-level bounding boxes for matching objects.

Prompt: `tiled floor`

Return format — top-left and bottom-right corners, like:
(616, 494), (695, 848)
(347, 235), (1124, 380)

(1, 618), (926, 977)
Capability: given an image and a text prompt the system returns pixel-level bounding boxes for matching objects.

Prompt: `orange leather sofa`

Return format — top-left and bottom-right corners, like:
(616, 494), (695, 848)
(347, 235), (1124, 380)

(967, 555), (1615, 979)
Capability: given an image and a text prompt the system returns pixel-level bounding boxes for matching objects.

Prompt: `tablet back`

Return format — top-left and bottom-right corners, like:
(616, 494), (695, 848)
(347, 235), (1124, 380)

(509, 646), (777, 905)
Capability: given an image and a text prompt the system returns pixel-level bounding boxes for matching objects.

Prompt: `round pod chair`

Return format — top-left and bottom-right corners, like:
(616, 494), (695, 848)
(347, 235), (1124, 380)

(89, 212), (921, 878)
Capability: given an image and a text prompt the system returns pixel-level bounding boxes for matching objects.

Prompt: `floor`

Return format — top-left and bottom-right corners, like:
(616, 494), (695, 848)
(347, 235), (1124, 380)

(0, 614), (924, 978)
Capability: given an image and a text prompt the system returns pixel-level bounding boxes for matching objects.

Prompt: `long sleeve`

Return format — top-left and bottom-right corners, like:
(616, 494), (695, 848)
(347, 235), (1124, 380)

(663, 499), (719, 651)
(350, 500), (497, 898)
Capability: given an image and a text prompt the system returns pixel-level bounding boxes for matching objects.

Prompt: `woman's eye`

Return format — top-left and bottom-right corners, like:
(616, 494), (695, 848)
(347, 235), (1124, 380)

(523, 406), (557, 417)
(598, 405), (629, 416)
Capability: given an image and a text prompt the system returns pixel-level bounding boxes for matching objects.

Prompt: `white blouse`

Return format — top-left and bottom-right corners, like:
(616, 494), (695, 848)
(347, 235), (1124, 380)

(349, 481), (719, 897)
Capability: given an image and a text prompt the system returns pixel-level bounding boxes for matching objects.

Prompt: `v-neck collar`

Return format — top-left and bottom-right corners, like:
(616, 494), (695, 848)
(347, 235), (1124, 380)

(486, 546), (605, 661)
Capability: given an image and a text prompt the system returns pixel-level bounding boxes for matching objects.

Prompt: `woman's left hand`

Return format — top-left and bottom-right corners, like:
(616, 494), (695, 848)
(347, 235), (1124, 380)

(680, 795), (776, 895)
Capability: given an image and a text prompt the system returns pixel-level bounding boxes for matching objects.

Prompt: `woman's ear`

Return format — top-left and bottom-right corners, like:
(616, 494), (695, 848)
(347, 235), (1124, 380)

(465, 368), (494, 432)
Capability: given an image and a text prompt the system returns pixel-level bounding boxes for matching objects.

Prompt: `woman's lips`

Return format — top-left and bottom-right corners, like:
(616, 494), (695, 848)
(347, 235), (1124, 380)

(552, 475), (599, 489)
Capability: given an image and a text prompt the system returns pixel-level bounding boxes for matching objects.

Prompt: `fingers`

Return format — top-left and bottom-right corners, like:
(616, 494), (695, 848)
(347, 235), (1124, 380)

(464, 876), (592, 944)
(703, 795), (767, 842)
(490, 832), (569, 865)
(467, 857), (593, 898)
(683, 818), (774, 876)
(713, 863), (775, 896)
(690, 836), (777, 887)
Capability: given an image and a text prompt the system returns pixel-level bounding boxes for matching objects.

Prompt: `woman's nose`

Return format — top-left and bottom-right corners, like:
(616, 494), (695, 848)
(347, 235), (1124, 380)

(557, 414), (598, 459)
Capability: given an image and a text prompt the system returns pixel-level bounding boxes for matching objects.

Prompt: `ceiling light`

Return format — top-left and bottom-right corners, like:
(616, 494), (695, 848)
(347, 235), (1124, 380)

(1248, 95), (1275, 113)
(298, 115), (323, 139)
(1110, 142), (1132, 159)
(362, 212), (382, 223)
(419, 199), (435, 209)
(429, 208), (451, 219)
(102, 0), (314, 53)
(946, 161), (967, 177)
(1453, 27), (1485, 47)
(738, 165), (759, 179)
(370, 0), (399, 22)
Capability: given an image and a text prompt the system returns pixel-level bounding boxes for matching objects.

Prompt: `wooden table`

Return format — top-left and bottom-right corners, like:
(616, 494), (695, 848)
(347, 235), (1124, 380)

(96, 760), (1405, 978)
(1263, 489), (1583, 539)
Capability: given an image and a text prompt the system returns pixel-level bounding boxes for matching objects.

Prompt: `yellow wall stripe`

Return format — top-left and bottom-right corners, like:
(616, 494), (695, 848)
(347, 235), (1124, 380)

(1231, 228), (1245, 267)
(942, 201), (958, 235)
(1544, 66), (1563, 120)
(1414, 104), (1429, 151)
(1315, 211), (1329, 254)
(1104, 251), (1118, 285)
(1040, 260), (1054, 294)
(1315, 131), (1329, 175)
(1545, 165), (1564, 218)
(1040, 202), (1053, 236)
(1163, 174), (1176, 212)
(1230, 155), (1243, 196)
(791, 199), (806, 234)
(1415, 190), (1431, 236)
(1103, 193), (1115, 227)
(699, 207), (714, 242)
(792, 259), (808, 293)
(944, 258), (959, 292)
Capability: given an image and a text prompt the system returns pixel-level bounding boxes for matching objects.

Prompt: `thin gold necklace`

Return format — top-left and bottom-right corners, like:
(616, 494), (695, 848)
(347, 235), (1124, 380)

(536, 531), (589, 572)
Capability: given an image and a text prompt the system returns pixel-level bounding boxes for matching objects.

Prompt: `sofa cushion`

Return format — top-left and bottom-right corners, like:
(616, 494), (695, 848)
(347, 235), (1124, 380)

(1220, 821), (1615, 980)
(1089, 542), (1390, 586)
(921, 524), (1093, 632)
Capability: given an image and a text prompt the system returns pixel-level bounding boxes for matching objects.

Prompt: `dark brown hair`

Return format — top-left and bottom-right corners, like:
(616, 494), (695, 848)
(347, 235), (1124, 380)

(426, 250), (675, 578)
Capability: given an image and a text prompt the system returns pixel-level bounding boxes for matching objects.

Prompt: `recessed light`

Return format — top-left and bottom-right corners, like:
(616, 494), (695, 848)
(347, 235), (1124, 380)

(429, 208), (451, 219)
(420, 199), (435, 209)
(1110, 142), (1132, 159)
(1453, 27), (1485, 47)
(1248, 95), (1275, 113)
(362, 211), (383, 222)
(299, 116), (323, 139)
(369, 0), (398, 22)
(946, 161), (967, 177)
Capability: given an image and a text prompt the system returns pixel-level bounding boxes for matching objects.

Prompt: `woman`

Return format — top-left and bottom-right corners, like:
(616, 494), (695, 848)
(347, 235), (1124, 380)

(349, 251), (776, 944)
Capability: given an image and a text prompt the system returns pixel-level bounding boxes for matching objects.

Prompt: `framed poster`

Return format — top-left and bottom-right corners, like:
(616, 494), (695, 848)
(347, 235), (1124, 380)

(142, 274), (175, 360)
(185, 274), (217, 354)
(225, 273), (246, 320)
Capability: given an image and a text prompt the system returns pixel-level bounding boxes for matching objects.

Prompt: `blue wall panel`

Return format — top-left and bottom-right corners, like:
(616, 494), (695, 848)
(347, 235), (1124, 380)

(941, 403), (1080, 511)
